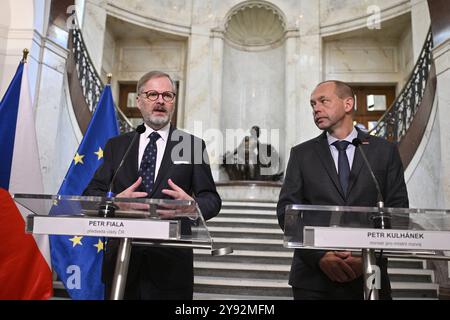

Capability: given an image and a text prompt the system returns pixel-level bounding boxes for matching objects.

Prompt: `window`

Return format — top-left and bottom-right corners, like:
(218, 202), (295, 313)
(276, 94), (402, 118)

(119, 83), (141, 118)
(352, 86), (396, 132)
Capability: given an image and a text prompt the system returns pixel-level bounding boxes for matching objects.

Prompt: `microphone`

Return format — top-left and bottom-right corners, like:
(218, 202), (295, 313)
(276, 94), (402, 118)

(106, 124), (146, 197)
(99, 124), (146, 217)
(352, 138), (390, 229)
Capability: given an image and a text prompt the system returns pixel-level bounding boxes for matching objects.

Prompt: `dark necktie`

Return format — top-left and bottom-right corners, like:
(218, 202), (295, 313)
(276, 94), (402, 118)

(332, 140), (351, 195)
(139, 131), (161, 194)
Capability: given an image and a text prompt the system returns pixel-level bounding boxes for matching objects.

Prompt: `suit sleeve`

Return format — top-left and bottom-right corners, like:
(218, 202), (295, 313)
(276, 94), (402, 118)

(384, 143), (409, 208)
(82, 139), (115, 196)
(277, 148), (326, 268)
(192, 140), (221, 221)
(277, 149), (302, 230)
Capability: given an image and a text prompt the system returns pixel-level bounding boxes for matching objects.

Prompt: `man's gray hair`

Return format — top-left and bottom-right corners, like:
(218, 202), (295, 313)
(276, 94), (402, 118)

(136, 71), (176, 94)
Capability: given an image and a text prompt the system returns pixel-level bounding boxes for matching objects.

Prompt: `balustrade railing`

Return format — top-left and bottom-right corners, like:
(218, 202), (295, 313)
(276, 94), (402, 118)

(369, 29), (434, 142)
(70, 26), (134, 133)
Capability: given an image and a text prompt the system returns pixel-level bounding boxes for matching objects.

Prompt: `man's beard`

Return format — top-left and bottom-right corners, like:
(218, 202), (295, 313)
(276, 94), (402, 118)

(144, 110), (172, 129)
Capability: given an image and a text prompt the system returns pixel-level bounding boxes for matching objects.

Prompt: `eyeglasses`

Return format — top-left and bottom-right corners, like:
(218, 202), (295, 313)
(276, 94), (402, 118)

(140, 90), (176, 102)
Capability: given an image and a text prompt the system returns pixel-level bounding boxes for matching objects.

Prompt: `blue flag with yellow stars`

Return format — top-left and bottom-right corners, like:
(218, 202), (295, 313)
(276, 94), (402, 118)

(50, 84), (119, 300)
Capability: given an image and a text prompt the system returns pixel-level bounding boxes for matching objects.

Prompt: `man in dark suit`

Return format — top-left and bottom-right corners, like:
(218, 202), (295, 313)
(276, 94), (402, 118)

(83, 71), (221, 299)
(277, 80), (409, 300)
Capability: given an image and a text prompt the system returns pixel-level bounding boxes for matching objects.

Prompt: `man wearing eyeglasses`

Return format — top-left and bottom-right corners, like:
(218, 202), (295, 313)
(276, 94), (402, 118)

(84, 71), (221, 299)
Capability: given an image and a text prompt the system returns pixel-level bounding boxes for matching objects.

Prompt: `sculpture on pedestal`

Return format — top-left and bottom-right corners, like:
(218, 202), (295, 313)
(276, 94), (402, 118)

(221, 126), (283, 181)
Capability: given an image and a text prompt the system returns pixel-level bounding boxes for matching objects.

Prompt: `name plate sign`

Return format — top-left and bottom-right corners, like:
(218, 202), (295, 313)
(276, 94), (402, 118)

(304, 227), (450, 250)
(29, 215), (179, 240)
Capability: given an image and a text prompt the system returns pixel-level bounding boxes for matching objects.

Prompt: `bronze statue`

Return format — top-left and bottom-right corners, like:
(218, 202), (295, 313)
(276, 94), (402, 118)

(221, 126), (283, 181)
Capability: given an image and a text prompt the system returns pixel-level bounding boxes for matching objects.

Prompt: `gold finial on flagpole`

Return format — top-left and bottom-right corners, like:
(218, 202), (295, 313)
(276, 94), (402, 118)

(22, 48), (29, 63)
(107, 73), (112, 85)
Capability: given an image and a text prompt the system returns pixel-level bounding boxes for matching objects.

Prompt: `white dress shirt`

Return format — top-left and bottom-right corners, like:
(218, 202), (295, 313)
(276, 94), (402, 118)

(327, 127), (358, 173)
(138, 123), (170, 182)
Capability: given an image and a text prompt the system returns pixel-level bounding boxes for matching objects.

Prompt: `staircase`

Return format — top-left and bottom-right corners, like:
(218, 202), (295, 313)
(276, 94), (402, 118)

(194, 200), (439, 300)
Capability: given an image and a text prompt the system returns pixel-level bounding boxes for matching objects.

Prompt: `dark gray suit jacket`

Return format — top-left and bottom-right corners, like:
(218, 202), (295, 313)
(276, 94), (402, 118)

(277, 128), (409, 295)
(83, 126), (221, 298)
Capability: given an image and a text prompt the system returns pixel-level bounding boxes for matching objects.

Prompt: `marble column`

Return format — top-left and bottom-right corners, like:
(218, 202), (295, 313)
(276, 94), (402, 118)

(34, 39), (70, 193)
(184, 27), (212, 131)
(294, 0), (322, 147)
(208, 32), (225, 179)
(433, 39), (450, 207)
(184, 26), (222, 180)
(284, 31), (300, 159)
(0, 0), (45, 97)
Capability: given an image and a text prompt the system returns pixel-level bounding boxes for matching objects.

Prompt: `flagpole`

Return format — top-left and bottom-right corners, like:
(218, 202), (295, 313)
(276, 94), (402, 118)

(22, 49), (29, 63)
(98, 73), (119, 217)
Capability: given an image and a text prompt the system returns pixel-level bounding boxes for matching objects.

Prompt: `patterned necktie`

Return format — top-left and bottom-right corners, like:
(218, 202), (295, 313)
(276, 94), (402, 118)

(332, 140), (351, 195)
(139, 131), (161, 194)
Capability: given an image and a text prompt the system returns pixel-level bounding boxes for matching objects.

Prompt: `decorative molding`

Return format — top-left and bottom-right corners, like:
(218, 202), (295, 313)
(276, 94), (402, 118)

(41, 34), (70, 61)
(106, 2), (191, 37)
(320, 0), (411, 37)
(119, 46), (184, 73)
(211, 28), (225, 39)
(223, 1), (286, 50)
(0, 29), (47, 63)
(0, 25), (9, 40)
(326, 46), (398, 74)
(6, 28), (35, 40)
(284, 28), (301, 39)
(432, 38), (450, 76)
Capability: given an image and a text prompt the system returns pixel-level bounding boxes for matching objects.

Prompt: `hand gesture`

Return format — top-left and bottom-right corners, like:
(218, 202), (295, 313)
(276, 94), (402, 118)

(116, 177), (148, 198)
(159, 179), (197, 219)
(161, 179), (194, 201)
(114, 177), (149, 212)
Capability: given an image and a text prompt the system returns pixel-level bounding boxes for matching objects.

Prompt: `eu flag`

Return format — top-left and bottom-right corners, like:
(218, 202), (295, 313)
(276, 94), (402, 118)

(50, 84), (119, 299)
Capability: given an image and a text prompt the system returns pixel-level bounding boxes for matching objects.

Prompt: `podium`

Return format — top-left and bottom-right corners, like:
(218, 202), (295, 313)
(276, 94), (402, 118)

(283, 204), (450, 300)
(14, 193), (232, 300)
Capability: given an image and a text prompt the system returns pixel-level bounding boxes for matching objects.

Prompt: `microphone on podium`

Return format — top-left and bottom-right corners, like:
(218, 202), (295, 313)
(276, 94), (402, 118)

(106, 124), (146, 197)
(352, 138), (390, 229)
(98, 124), (146, 217)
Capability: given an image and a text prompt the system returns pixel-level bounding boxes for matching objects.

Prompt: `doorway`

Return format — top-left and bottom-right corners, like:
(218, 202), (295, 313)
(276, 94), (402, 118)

(352, 86), (396, 131)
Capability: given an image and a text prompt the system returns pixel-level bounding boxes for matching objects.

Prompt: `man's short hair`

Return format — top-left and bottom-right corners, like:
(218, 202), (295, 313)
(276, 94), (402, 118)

(318, 80), (355, 100)
(136, 71), (176, 94)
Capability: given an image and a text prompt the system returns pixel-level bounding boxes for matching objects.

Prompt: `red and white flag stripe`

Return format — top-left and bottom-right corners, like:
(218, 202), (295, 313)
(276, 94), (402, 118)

(0, 62), (52, 299)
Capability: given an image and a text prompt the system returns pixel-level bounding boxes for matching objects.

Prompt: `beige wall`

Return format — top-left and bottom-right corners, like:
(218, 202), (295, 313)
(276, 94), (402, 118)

(324, 36), (403, 84)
